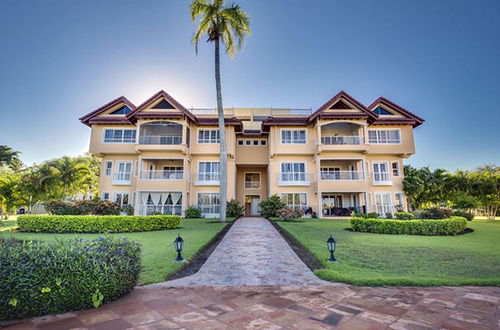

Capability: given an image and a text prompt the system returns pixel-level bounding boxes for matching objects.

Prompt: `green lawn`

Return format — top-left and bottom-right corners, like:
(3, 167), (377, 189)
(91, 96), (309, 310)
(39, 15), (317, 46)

(275, 218), (500, 286)
(1, 218), (230, 285)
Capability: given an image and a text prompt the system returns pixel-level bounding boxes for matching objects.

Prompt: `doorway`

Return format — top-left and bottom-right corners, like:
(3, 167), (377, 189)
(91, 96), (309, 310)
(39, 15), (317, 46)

(245, 195), (261, 216)
(322, 194), (343, 216)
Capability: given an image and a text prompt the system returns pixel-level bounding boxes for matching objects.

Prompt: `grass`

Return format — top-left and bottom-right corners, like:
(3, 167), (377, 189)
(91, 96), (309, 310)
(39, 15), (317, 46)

(1, 217), (232, 285)
(275, 218), (500, 286)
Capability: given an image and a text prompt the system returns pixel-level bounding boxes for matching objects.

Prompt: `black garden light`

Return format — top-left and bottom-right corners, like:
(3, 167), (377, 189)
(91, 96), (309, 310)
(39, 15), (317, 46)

(327, 235), (338, 263)
(173, 234), (186, 262)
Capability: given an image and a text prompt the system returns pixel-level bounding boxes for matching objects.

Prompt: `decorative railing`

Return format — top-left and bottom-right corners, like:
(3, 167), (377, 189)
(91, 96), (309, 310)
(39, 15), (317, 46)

(139, 135), (182, 145)
(140, 170), (183, 180)
(321, 135), (363, 145)
(373, 172), (391, 184)
(320, 170), (364, 181)
(195, 172), (220, 184)
(112, 172), (132, 184)
(138, 204), (182, 216)
(278, 172), (310, 185)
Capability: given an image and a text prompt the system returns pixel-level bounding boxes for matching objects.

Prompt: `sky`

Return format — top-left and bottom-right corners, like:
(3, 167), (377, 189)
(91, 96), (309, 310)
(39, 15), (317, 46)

(1, 0), (499, 170)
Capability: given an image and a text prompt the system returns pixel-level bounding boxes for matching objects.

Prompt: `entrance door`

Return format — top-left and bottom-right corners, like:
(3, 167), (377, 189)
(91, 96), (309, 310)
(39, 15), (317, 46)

(245, 195), (260, 216)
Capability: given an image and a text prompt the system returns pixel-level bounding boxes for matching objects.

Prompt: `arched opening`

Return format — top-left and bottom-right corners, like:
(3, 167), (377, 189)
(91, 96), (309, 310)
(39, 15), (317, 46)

(139, 121), (182, 145)
(320, 122), (364, 145)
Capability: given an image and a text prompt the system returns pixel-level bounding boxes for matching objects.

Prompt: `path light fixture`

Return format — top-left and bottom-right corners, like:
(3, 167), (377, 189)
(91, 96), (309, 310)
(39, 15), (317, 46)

(173, 234), (186, 262)
(327, 235), (338, 263)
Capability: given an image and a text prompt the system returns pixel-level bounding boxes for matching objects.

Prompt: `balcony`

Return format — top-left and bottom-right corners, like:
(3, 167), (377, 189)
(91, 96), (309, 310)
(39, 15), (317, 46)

(112, 172), (132, 185)
(321, 135), (363, 145)
(139, 135), (182, 145)
(140, 170), (183, 180)
(320, 170), (364, 181)
(373, 172), (392, 185)
(195, 172), (220, 185)
(137, 121), (184, 151)
(278, 172), (310, 186)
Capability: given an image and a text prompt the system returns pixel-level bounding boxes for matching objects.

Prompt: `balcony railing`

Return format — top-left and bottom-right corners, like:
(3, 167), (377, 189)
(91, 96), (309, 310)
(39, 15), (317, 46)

(195, 172), (220, 185)
(138, 204), (182, 216)
(373, 172), (392, 185)
(196, 204), (220, 216)
(376, 205), (396, 215)
(139, 135), (182, 145)
(112, 172), (132, 185)
(320, 170), (364, 181)
(244, 181), (260, 189)
(321, 135), (363, 145)
(140, 170), (183, 180)
(278, 172), (310, 185)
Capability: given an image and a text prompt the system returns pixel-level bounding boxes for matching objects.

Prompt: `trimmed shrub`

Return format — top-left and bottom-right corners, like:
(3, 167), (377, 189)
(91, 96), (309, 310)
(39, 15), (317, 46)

(452, 210), (475, 221)
(352, 212), (380, 219)
(45, 200), (121, 215)
(0, 236), (141, 320)
(259, 194), (285, 219)
(350, 216), (467, 236)
(277, 207), (305, 222)
(417, 207), (453, 220)
(226, 199), (245, 218)
(17, 215), (181, 233)
(184, 206), (203, 219)
(395, 212), (416, 220)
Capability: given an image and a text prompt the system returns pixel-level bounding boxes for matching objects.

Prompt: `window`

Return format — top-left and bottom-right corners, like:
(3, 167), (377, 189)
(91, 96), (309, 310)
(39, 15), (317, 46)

(245, 140), (252, 145)
(375, 193), (393, 214)
(253, 139), (259, 145)
(114, 192), (129, 207)
(373, 162), (390, 183)
(140, 192), (182, 215)
(238, 138), (267, 146)
(395, 192), (404, 209)
(244, 173), (260, 189)
(104, 129), (136, 143)
(114, 161), (132, 183)
(198, 162), (220, 182)
(238, 140), (244, 145)
(281, 193), (307, 209)
(198, 130), (220, 143)
(197, 193), (220, 215)
(104, 161), (113, 176)
(368, 130), (400, 144)
(110, 105), (132, 115)
(281, 130), (306, 144)
(373, 106), (393, 115)
(260, 140), (267, 146)
(392, 161), (400, 176)
(280, 162), (306, 182)
(101, 192), (110, 201)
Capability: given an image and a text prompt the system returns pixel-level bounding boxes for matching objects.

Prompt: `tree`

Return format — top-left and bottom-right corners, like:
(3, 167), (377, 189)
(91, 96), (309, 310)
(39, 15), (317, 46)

(403, 165), (448, 210)
(49, 156), (90, 199)
(190, 0), (250, 222)
(470, 165), (499, 220)
(0, 145), (22, 171)
(0, 174), (22, 219)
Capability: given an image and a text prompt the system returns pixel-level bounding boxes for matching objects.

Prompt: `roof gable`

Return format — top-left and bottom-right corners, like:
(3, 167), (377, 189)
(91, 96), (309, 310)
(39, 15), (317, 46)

(79, 96), (136, 126)
(368, 97), (424, 127)
(308, 91), (378, 123)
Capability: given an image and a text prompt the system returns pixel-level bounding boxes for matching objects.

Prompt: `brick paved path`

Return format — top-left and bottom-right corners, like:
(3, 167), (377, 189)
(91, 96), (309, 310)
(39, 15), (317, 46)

(6, 285), (499, 329)
(157, 217), (333, 287)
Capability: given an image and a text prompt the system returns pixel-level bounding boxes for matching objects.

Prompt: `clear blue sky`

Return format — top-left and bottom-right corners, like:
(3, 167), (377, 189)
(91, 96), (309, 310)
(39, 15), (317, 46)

(1, 0), (499, 170)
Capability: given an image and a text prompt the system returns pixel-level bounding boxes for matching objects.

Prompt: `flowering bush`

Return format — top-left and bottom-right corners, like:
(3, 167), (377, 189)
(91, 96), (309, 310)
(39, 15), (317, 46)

(0, 236), (141, 320)
(277, 207), (305, 222)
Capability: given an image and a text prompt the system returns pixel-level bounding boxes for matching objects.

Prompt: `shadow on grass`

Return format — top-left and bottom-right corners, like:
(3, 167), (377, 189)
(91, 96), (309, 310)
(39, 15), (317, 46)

(343, 227), (474, 235)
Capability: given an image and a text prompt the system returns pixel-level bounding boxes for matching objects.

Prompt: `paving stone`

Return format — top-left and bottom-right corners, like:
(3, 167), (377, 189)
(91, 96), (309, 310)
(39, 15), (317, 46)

(79, 310), (119, 326)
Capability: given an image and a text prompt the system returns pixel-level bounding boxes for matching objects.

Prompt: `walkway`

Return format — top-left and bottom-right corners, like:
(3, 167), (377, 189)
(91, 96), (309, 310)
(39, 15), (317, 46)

(156, 217), (333, 287)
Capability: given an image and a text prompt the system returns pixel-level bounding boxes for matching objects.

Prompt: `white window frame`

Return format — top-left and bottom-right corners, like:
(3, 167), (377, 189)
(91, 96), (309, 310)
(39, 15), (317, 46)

(197, 192), (220, 217)
(375, 192), (393, 215)
(280, 129), (307, 144)
(103, 128), (137, 144)
(391, 161), (400, 177)
(280, 161), (307, 184)
(197, 129), (220, 144)
(281, 192), (308, 209)
(372, 161), (391, 184)
(395, 192), (404, 209)
(101, 192), (110, 201)
(104, 160), (113, 177)
(197, 161), (220, 184)
(367, 128), (401, 144)
(113, 192), (130, 207)
(244, 172), (261, 189)
(113, 160), (133, 185)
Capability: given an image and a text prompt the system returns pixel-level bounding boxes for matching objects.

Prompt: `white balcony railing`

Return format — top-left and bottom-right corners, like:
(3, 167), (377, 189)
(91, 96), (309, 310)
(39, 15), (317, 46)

(195, 172), (220, 185)
(320, 170), (364, 181)
(278, 172), (310, 185)
(138, 204), (182, 216)
(244, 181), (260, 189)
(140, 170), (183, 180)
(112, 172), (132, 185)
(196, 204), (221, 217)
(376, 205), (396, 215)
(139, 135), (182, 145)
(373, 172), (392, 185)
(321, 135), (363, 145)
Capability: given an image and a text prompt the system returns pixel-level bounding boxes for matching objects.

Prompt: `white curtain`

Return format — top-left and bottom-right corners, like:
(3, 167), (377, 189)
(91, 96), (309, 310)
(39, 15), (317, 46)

(161, 192), (170, 205)
(141, 192), (150, 205)
(151, 192), (162, 206)
(171, 192), (182, 205)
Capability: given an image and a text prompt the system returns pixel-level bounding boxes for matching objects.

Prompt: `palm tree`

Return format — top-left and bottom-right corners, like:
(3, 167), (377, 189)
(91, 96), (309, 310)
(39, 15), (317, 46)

(190, 0), (250, 222)
(0, 174), (22, 219)
(0, 145), (22, 170)
(49, 156), (89, 199)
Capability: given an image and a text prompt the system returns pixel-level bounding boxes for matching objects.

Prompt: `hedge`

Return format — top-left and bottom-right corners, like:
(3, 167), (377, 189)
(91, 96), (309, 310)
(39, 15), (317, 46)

(350, 216), (467, 236)
(17, 215), (181, 233)
(0, 236), (141, 320)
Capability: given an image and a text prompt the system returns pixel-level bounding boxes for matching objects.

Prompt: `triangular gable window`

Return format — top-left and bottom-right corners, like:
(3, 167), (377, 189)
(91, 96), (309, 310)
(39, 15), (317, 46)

(152, 99), (176, 109)
(329, 100), (352, 110)
(373, 106), (394, 115)
(110, 105), (132, 115)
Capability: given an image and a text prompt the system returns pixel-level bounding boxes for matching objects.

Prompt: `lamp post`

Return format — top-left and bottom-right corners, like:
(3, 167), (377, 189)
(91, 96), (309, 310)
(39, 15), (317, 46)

(327, 235), (338, 263)
(173, 235), (186, 262)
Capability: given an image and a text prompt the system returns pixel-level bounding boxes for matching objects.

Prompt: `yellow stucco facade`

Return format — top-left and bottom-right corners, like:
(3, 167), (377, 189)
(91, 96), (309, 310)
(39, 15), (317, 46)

(81, 90), (424, 217)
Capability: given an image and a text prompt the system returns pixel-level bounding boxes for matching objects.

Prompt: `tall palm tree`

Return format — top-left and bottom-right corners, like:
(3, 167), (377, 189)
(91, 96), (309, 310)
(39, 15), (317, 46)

(190, 0), (250, 222)
(0, 145), (22, 170)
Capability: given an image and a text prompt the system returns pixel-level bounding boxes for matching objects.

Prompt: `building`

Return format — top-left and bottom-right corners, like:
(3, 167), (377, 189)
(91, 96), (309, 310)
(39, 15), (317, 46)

(80, 90), (424, 217)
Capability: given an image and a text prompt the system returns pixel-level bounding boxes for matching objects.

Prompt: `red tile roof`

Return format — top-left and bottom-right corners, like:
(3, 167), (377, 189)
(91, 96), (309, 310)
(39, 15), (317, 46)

(367, 97), (424, 127)
(79, 96), (136, 127)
